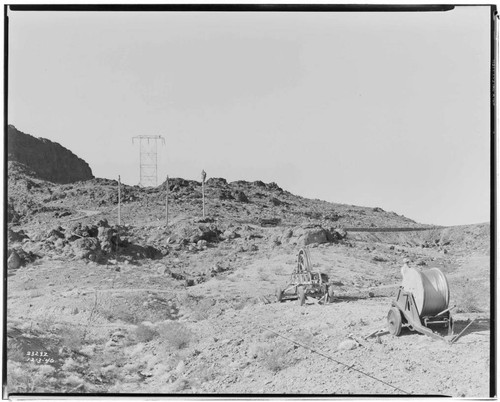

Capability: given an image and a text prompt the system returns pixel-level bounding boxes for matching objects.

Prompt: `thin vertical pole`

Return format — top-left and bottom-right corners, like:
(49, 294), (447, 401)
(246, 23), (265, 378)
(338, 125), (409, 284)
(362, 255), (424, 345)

(139, 140), (143, 186)
(118, 175), (121, 225)
(154, 140), (157, 186)
(201, 170), (206, 218)
(166, 175), (169, 225)
(202, 181), (205, 218)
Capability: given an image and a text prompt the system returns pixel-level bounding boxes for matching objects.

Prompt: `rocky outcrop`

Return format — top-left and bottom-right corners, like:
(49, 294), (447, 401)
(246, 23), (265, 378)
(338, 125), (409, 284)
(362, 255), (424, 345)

(279, 225), (347, 246)
(8, 125), (94, 184)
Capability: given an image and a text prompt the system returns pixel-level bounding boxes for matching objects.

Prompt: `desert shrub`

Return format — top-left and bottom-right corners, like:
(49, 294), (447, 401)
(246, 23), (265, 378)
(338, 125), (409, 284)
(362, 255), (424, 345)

(85, 349), (128, 388)
(7, 340), (25, 362)
(292, 332), (314, 348)
(457, 283), (482, 313)
(232, 299), (248, 310)
(170, 377), (192, 392)
(60, 325), (85, 351)
(262, 331), (278, 340)
(38, 314), (57, 333)
(8, 362), (56, 393)
(259, 342), (294, 373)
(134, 324), (158, 343)
(190, 363), (218, 383)
(189, 300), (213, 321)
(29, 289), (44, 298)
(100, 306), (139, 324)
(22, 279), (37, 291)
(258, 272), (270, 281)
(159, 322), (193, 350)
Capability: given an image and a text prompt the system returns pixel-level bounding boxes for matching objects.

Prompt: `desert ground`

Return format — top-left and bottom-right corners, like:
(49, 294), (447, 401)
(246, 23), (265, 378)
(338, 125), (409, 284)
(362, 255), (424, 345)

(5, 165), (492, 397)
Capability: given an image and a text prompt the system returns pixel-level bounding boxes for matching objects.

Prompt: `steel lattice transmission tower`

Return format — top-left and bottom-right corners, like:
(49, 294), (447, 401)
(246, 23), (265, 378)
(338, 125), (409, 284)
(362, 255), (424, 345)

(132, 135), (166, 187)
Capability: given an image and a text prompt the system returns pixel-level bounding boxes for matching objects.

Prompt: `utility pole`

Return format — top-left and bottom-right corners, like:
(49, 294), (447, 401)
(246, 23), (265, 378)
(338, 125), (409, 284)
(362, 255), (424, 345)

(201, 170), (206, 218)
(132, 135), (165, 187)
(165, 175), (169, 225)
(118, 175), (121, 225)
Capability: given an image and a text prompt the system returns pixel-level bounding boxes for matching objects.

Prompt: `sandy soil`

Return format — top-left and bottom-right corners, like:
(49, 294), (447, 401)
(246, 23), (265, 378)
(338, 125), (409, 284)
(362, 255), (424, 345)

(6, 229), (491, 396)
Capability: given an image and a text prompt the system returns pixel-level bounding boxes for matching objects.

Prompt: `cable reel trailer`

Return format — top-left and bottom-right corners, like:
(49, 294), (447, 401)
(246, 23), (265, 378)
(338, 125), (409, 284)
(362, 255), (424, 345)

(388, 267), (454, 342)
(276, 248), (334, 306)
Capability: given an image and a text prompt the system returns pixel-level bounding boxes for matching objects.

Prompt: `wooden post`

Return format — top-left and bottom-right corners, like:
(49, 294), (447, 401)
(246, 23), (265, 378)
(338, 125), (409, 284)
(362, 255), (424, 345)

(201, 170), (206, 218)
(166, 175), (169, 225)
(118, 175), (121, 225)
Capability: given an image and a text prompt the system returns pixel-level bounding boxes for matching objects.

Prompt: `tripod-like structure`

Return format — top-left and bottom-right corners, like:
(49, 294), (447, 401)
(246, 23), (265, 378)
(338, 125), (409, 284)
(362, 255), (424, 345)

(132, 135), (165, 187)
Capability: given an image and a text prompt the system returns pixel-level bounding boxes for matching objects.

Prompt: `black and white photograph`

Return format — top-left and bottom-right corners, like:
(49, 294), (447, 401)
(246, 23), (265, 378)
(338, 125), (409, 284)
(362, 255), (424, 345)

(4, 4), (495, 397)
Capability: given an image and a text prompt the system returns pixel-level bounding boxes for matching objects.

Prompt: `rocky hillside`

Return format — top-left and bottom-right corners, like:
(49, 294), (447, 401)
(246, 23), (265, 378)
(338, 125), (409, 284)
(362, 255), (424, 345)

(7, 170), (431, 228)
(7, 125), (94, 184)
(6, 135), (491, 397)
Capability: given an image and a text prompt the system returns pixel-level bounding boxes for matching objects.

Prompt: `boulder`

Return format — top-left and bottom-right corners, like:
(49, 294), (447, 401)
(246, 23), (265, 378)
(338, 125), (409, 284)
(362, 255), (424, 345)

(47, 227), (65, 240)
(235, 191), (249, 203)
(189, 234), (201, 243)
(96, 219), (109, 228)
(7, 251), (22, 269)
(267, 182), (283, 192)
(105, 330), (127, 349)
(206, 177), (228, 186)
(270, 197), (282, 206)
(198, 225), (221, 242)
(280, 228), (293, 243)
(8, 229), (29, 243)
(157, 265), (169, 275)
(338, 339), (358, 351)
(218, 190), (234, 200)
(72, 237), (101, 259)
(326, 228), (347, 242)
(222, 230), (238, 240)
(98, 226), (120, 253)
(299, 228), (328, 246)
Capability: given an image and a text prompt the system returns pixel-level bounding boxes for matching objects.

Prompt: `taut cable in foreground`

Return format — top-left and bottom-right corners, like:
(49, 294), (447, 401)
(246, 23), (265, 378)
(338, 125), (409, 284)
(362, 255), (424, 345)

(256, 323), (410, 395)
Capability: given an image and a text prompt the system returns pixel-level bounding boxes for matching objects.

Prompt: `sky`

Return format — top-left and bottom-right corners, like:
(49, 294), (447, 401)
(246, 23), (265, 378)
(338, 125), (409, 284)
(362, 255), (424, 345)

(7, 6), (492, 226)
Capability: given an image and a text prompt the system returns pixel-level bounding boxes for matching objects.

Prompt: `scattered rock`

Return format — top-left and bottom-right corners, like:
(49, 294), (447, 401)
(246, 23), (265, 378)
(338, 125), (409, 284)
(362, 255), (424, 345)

(235, 190), (249, 203)
(198, 225), (221, 242)
(105, 330), (127, 349)
(7, 251), (22, 269)
(222, 230), (238, 240)
(270, 197), (282, 206)
(299, 227), (328, 246)
(157, 265), (169, 275)
(218, 190), (234, 200)
(72, 237), (101, 259)
(338, 339), (358, 351)
(197, 239), (208, 248)
(261, 218), (281, 227)
(8, 229), (29, 243)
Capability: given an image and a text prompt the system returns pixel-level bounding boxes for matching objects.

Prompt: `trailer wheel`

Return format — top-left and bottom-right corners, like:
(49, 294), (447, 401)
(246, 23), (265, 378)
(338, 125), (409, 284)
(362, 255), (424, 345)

(387, 307), (402, 336)
(447, 316), (454, 337)
(275, 287), (283, 303)
(327, 286), (334, 303)
(297, 286), (306, 306)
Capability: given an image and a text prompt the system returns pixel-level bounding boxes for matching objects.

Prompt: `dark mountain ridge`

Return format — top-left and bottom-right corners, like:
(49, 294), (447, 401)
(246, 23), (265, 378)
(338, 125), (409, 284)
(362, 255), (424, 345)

(7, 125), (94, 184)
